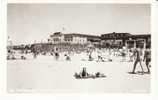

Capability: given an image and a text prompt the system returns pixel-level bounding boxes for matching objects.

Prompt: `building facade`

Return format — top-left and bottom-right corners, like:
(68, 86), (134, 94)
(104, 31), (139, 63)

(49, 32), (65, 44)
(49, 32), (100, 45)
(64, 34), (87, 44)
(32, 32), (151, 53)
(101, 32), (151, 49)
(101, 32), (132, 48)
(8, 32), (151, 54)
(125, 34), (151, 49)
(42, 32), (101, 52)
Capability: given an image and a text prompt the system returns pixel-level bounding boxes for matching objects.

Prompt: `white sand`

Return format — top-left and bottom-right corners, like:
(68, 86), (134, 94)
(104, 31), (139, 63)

(7, 54), (150, 93)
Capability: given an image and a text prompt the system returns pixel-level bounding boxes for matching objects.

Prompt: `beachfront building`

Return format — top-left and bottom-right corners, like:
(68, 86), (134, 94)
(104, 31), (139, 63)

(49, 32), (100, 45)
(125, 34), (151, 49)
(32, 32), (151, 53)
(100, 32), (151, 49)
(40, 32), (101, 52)
(100, 32), (132, 48)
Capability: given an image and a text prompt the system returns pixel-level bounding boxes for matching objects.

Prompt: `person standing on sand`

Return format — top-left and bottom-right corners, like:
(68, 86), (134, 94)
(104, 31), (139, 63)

(143, 47), (151, 73)
(54, 48), (60, 60)
(131, 48), (144, 74)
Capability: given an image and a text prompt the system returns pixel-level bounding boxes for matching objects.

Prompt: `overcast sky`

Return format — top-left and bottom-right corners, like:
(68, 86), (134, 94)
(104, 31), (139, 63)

(8, 4), (150, 45)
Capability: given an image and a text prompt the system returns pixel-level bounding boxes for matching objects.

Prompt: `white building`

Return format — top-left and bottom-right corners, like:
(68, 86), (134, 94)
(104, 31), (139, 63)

(49, 32), (65, 44)
(64, 34), (87, 44)
(49, 32), (100, 45)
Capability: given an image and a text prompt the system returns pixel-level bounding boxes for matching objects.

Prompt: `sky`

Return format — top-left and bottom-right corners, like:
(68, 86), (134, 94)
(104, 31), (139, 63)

(7, 4), (150, 45)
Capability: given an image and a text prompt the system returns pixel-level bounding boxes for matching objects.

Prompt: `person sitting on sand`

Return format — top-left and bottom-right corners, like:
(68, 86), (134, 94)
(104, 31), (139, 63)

(81, 67), (88, 77)
(95, 72), (101, 77)
(65, 54), (71, 61)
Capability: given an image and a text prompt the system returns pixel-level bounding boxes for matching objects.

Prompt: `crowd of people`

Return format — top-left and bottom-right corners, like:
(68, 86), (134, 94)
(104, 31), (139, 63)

(7, 45), (151, 75)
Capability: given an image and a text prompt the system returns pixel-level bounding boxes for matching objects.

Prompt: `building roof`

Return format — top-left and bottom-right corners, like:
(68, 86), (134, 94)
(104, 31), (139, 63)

(50, 32), (63, 37)
(102, 32), (132, 35)
(64, 33), (100, 38)
(101, 32), (132, 39)
(50, 32), (100, 38)
(128, 34), (151, 39)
